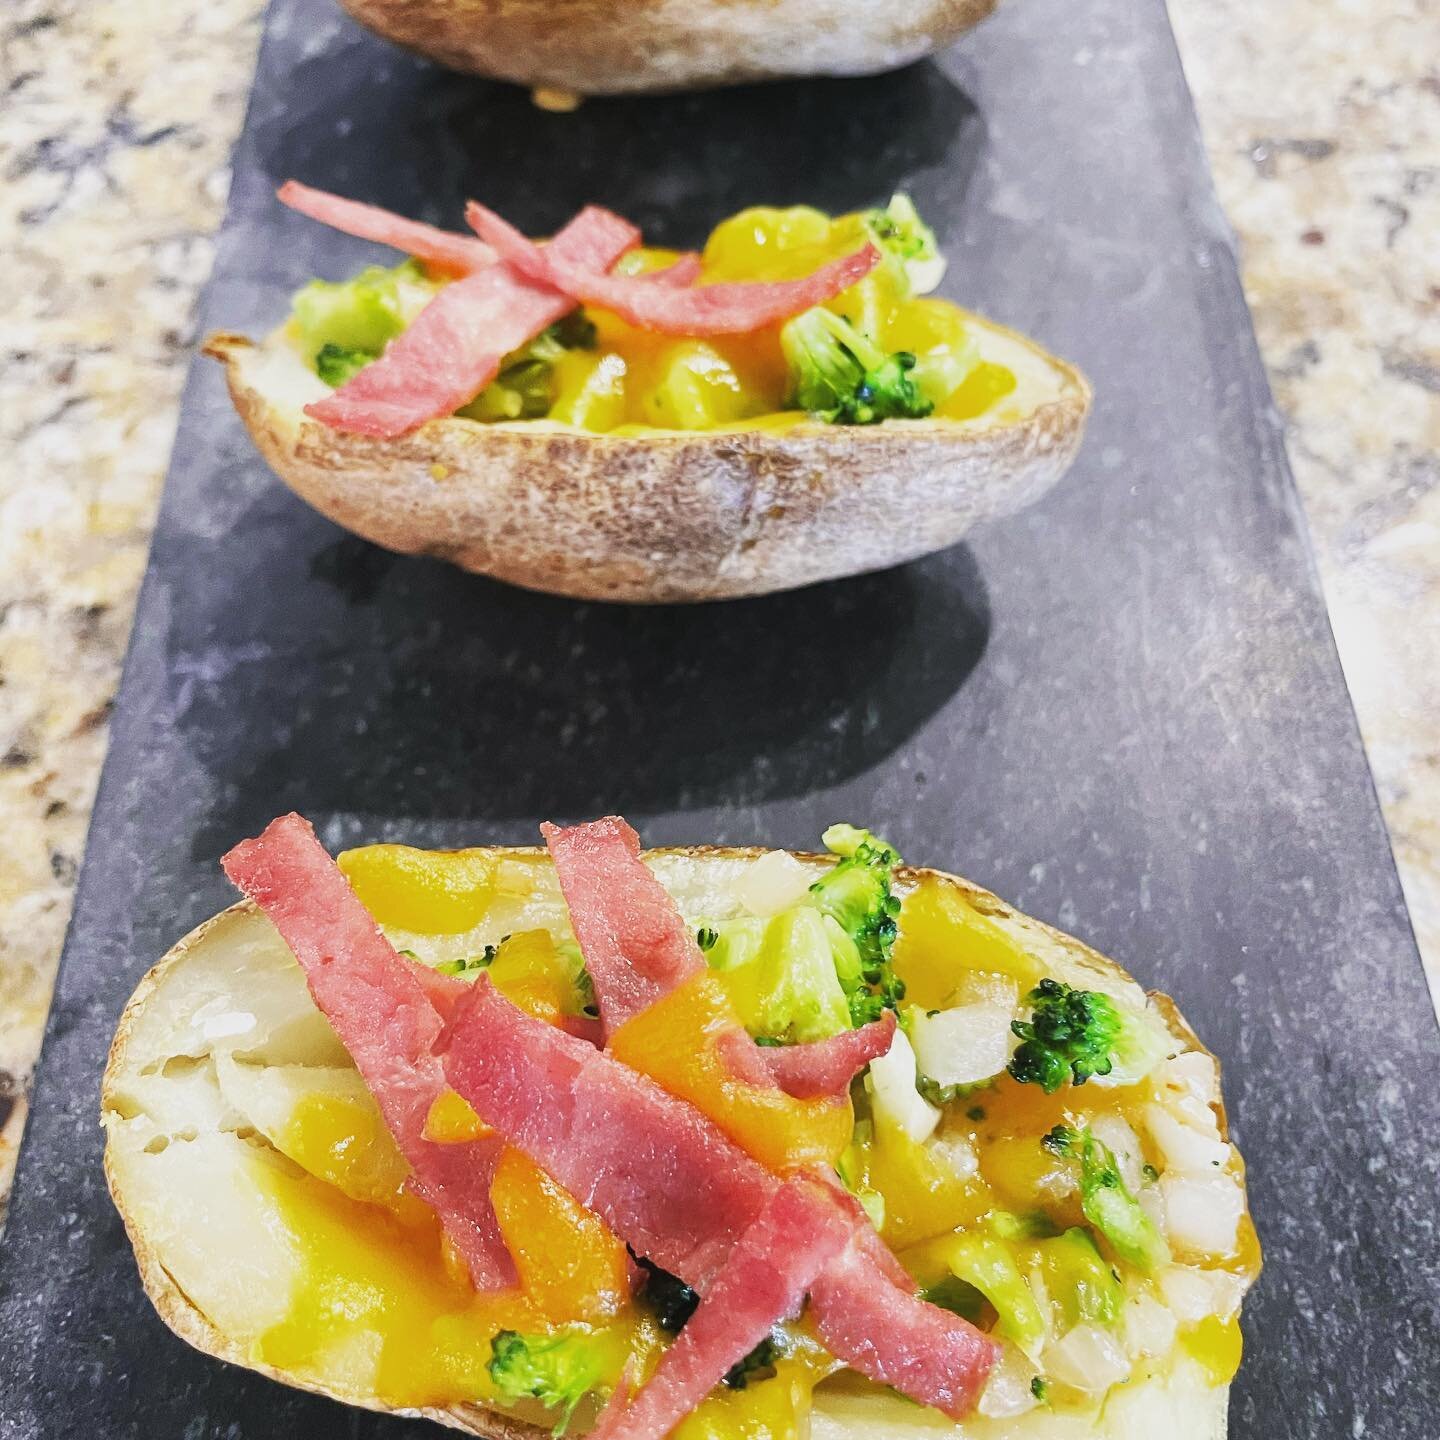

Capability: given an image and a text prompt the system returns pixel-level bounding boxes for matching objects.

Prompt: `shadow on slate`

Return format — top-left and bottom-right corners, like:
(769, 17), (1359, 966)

(258, 49), (981, 246)
(3, 0), (1440, 1436)
(178, 513), (988, 849)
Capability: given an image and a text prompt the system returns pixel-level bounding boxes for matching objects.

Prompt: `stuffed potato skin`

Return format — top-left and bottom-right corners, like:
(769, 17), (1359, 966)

(335, 0), (1000, 96)
(206, 326), (1088, 603)
(103, 847), (1250, 1440)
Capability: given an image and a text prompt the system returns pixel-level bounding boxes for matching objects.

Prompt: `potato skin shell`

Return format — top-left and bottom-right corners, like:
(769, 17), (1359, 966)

(334, 0), (1001, 95)
(206, 332), (1090, 604)
(103, 847), (1243, 1440)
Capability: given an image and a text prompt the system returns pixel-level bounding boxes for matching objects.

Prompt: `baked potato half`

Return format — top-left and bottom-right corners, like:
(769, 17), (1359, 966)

(103, 835), (1257, 1439)
(209, 190), (1090, 602)
(334, 0), (1000, 96)
(206, 318), (1087, 603)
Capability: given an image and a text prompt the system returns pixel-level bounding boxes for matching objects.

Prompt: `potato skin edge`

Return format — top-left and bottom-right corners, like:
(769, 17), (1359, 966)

(205, 330), (1090, 604)
(332, 0), (1001, 95)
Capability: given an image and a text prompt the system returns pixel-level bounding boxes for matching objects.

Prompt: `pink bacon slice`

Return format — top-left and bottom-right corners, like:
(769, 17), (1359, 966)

(591, 1175), (852, 1440)
(540, 817), (705, 1038)
(278, 180), (495, 278)
(721, 1009), (897, 1100)
(467, 201), (880, 337)
(305, 206), (638, 439)
(440, 969), (997, 1418)
(220, 812), (515, 1290)
(441, 974), (772, 1285)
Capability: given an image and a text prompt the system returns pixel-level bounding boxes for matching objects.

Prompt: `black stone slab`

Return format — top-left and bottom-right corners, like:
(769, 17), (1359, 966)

(3, 0), (1438, 1434)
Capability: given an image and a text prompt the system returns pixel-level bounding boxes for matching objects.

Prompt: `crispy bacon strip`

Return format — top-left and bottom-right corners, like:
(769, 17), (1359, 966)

(541, 817), (705, 1037)
(278, 180), (495, 277)
(591, 1176), (852, 1440)
(305, 207), (638, 438)
(467, 201), (879, 336)
(220, 813), (515, 1290)
(747, 1011), (897, 1099)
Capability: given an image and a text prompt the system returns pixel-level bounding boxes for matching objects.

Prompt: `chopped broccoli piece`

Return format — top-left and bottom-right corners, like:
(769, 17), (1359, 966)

(315, 342), (377, 386)
(1032, 1227), (1124, 1328)
(781, 307), (933, 426)
(864, 194), (945, 295)
(635, 1258), (780, 1389)
(920, 1274), (985, 1323)
(703, 907), (853, 1042)
(1008, 979), (1125, 1092)
(635, 1255), (699, 1333)
(724, 1335), (779, 1390)
(1030, 1376), (1050, 1403)
(291, 259), (435, 382)
(987, 1209), (1061, 1242)
(810, 824), (906, 1024)
(460, 310), (597, 421)
(1008, 979), (1167, 1092)
(488, 1328), (607, 1434)
(434, 944), (498, 976)
(941, 1232), (1046, 1356)
(1042, 1125), (1170, 1272)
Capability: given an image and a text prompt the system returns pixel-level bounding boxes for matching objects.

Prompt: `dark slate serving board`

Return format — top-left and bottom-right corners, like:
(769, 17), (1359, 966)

(3, 0), (1438, 1434)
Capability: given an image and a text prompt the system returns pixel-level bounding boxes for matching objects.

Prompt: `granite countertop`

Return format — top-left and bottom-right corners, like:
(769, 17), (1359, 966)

(1, 0), (1436, 1216)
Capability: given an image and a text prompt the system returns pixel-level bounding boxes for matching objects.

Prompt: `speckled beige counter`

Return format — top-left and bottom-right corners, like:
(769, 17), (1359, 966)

(1, 0), (1436, 1216)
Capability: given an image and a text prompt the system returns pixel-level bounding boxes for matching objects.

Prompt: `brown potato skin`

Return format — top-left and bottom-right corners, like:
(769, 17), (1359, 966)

(206, 331), (1089, 604)
(334, 0), (1000, 95)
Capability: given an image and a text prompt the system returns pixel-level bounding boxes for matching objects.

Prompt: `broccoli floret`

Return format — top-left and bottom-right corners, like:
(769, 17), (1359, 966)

(1008, 979), (1167, 1092)
(291, 259), (435, 380)
(315, 342), (377, 386)
(1030, 1377), (1050, 1404)
(703, 908), (854, 1042)
(1042, 1125), (1170, 1272)
(488, 1329), (607, 1434)
(809, 824), (906, 1024)
(864, 193), (945, 296)
(781, 308), (933, 426)
(1007, 979), (1125, 1092)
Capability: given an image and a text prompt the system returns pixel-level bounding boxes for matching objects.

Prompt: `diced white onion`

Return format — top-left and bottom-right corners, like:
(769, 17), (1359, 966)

(977, 1343), (1041, 1419)
(909, 1002), (1016, 1090)
(866, 1027), (941, 1144)
(1138, 1183), (1167, 1235)
(1122, 1293), (1178, 1359)
(733, 850), (817, 918)
(1143, 1103), (1230, 1176)
(1158, 1264), (1246, 1323)
(1044, 1323), (1132, 1393)
(1158, 1051), (1220, 1107)
(1090, 1113), (1146, 1193)
(1159, 1173), (1244, 1259)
